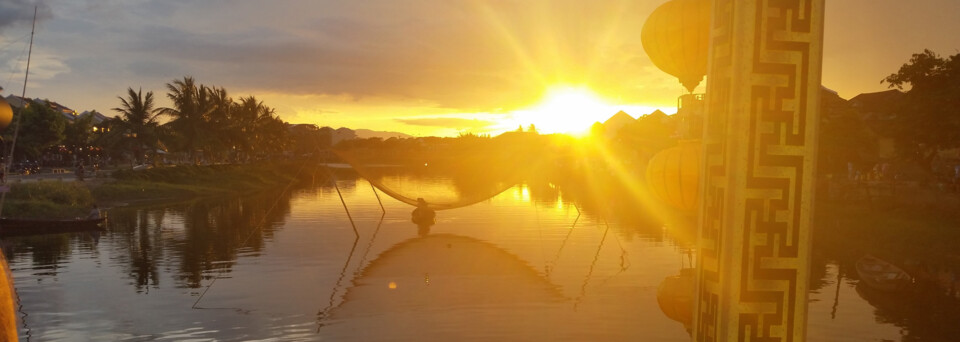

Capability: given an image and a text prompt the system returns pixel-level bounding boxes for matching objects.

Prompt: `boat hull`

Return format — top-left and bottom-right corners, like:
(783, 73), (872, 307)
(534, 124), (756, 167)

(856, 255), (912, 292)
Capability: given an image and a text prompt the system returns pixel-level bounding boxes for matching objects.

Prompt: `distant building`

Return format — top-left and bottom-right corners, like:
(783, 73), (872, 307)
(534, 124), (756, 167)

(40, 99), (79, 122)
(2, 95), (84, 123)
(849, 89), (903, 121)
(4, 95), (28, 109)
(78, 110), (110, 124)
(602, 110), (637, 139)
(850, 89), (905, 159)
(645, 109), (669, 123)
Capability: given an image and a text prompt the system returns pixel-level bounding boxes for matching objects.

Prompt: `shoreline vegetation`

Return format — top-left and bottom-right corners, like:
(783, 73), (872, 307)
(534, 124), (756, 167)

(5, 145), (960, 270)
(4, 160), (311, 219)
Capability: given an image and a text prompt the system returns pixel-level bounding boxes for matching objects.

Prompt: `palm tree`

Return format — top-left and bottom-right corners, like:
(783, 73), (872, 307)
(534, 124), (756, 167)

(257, 113), (289, 156)
(112, 87), (161, 165)
(230, 96), (265, 161)
(153, 77), (291, 163)
(161, 77), (217, 164)
(207, 87), (233, 161)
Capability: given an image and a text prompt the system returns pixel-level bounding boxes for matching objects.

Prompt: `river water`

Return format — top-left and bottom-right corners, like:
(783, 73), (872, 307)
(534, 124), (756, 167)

(2, 171), (958, 341)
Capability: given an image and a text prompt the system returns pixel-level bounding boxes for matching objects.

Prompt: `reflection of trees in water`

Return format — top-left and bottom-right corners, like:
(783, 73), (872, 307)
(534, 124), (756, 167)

(855, 283), (960, 341)
(524, 180), (560, 205)
(807, 254), (832, 293)
(107, 208), (164, 293)
(3, 187), (298, 292)
(107, 190), (294, 289)
(348, 160), (684, 243)
(172, 192), (292, 288)
(350, 163), (522, 206)
(2, 235), (73, 277)
(325, 169), (358, 192)
(813, 230), (960, 341)
(337, 134), (694, 244)
(529, 168), (671, 242)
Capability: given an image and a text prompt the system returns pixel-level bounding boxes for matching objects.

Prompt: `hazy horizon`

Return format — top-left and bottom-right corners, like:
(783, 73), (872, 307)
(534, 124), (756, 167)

(1, 0), (958, 136)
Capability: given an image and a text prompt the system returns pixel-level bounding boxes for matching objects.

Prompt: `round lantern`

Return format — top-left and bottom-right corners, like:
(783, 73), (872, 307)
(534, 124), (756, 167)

(645, 140), (701, 211)
(656, 268), (695, 331)
(0, 96), (13, 131)
(0, 252), (16, 341)
(641, 0), (711, 93)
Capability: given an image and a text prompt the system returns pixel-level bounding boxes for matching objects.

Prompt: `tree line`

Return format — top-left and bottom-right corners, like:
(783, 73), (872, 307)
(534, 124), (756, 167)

(882, 49), (960, 171)
(818, 48), (960, 179)
(3, 76), (294, 167)
(108, 76), (289, 165)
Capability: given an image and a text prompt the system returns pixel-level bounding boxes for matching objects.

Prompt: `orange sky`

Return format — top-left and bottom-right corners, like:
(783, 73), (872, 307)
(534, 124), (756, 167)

(0, 0), (958, 136)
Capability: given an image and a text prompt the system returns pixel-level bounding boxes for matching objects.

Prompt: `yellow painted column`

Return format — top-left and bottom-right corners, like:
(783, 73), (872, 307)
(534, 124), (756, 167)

(693, 0), (824, 341)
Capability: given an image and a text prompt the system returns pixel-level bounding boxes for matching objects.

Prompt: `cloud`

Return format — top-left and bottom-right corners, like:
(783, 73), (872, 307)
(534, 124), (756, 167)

(395, 117), (497, 129)
(0, 0), (957, 137)
(29, 0), (668, 112)
(0, 0), (52, 33)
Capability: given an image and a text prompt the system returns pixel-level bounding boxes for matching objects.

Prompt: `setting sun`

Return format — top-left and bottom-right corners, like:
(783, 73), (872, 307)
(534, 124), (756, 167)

(503, 85), (669, 136)
(524, 86), (613, 135)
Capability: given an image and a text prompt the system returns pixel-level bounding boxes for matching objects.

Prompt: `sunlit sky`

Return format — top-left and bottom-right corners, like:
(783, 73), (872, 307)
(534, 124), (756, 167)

(1, 0), (958, 136)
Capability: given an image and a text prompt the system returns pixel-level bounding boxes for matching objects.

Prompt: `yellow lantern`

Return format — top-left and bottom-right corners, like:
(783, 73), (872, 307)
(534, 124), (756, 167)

(641, 0), (711, 93)
(656, 268), (695, 332)
(0, 252), (15, 341)
(645, 140), (701, 211)
(0, 96), (13, 131)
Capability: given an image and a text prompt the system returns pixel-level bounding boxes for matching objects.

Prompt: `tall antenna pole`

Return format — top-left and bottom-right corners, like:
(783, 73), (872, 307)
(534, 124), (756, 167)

(0, 6), (38, 221)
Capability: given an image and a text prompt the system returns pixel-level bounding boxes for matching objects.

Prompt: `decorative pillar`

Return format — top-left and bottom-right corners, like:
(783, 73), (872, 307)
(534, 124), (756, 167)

(693, 1), (825, 341)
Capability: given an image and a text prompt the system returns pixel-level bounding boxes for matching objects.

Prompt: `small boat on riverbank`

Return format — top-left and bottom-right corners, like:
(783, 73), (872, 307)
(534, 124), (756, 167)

(856, 254), (912, 292)
(0, 217), (105, 236)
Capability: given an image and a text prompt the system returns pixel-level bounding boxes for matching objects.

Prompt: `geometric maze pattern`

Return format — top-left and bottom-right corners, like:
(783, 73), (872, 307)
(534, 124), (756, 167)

(694, 1), (824, 341)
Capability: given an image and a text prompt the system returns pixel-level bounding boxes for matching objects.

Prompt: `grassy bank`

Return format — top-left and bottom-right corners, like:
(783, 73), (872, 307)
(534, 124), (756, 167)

(4, 161), (312, 219)
(3, 182), (94, 218)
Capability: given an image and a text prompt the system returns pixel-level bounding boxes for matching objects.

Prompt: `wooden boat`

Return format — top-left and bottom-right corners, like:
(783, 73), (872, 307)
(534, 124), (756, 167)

(0, 217), (106, 236)
(856, 254), (912, 292)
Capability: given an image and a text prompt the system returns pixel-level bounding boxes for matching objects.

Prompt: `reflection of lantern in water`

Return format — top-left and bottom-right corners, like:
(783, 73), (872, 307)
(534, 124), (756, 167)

(657, 268), (695, 332)
(645, 141), (701, 211)
(641, 0), (711, 93)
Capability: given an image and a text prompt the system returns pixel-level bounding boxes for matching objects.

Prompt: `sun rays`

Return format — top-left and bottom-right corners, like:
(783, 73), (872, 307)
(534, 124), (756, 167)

(465, 0), (669, 136)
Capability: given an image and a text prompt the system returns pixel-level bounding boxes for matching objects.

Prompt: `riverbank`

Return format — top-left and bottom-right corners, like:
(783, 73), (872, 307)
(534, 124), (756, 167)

(3, 161), (314, 219)
(815, 194), (960, 263)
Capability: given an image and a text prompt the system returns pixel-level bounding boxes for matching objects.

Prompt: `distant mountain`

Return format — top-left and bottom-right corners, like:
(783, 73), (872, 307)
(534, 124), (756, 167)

(354, 128), (413, 139)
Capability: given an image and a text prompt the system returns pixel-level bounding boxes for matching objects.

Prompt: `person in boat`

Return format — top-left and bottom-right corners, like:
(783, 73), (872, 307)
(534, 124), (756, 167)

(411, 198), (436, 236)
(412, 198), (436, 223)
(87, 204), (100, 219)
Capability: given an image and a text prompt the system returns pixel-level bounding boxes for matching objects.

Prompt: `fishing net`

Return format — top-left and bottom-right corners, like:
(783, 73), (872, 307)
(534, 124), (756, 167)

(330, 149), (535, 211)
